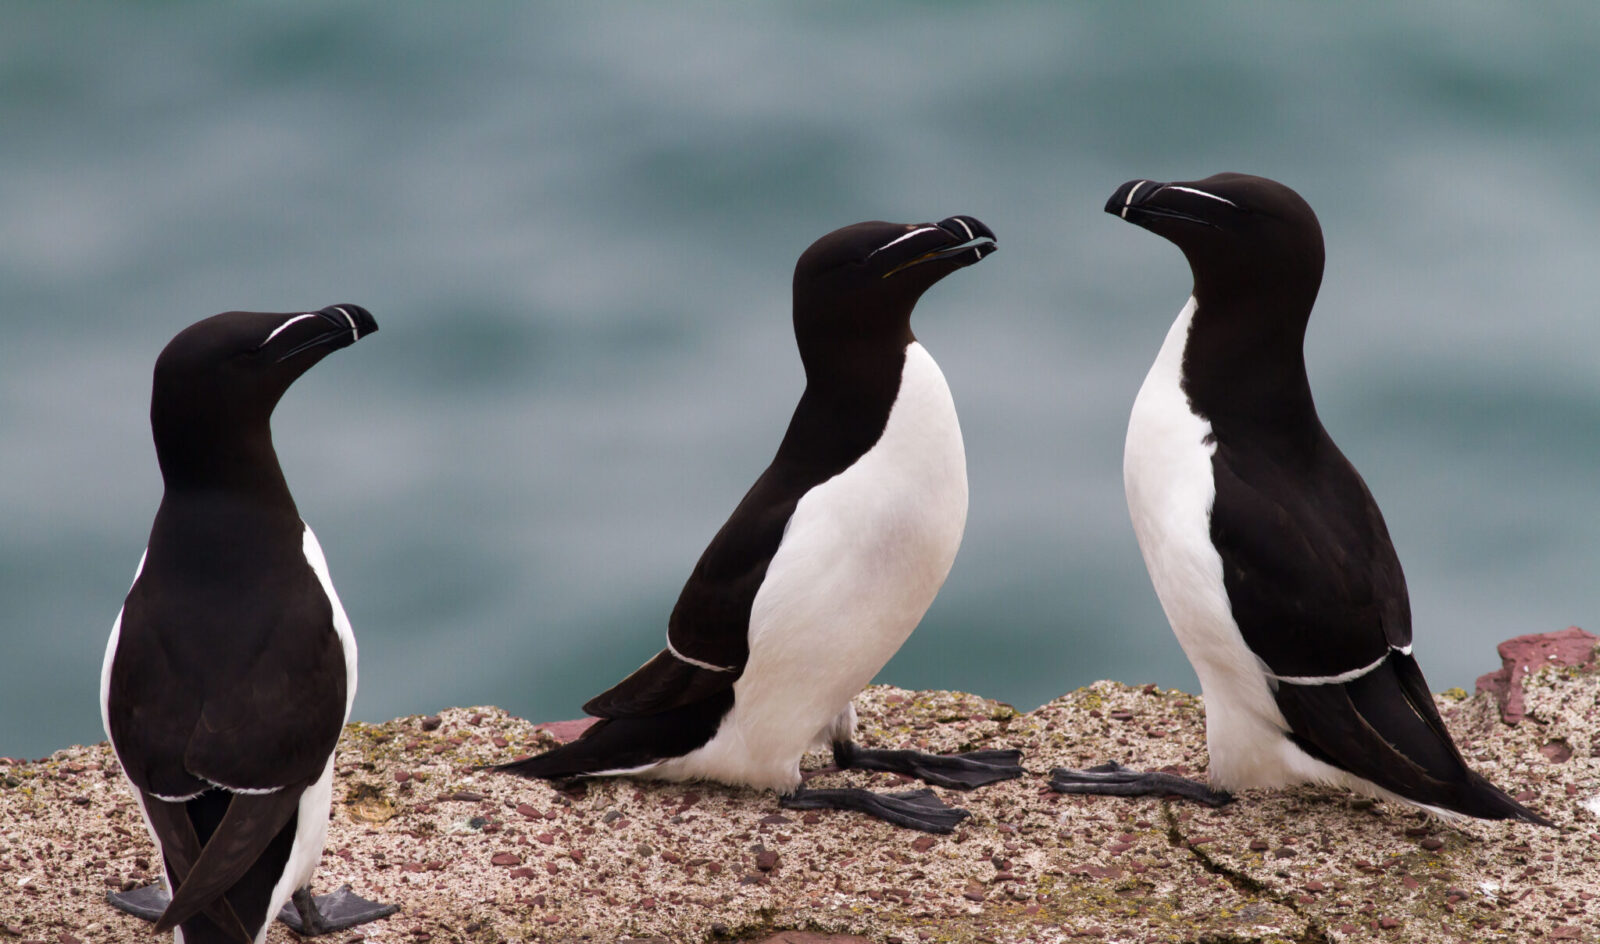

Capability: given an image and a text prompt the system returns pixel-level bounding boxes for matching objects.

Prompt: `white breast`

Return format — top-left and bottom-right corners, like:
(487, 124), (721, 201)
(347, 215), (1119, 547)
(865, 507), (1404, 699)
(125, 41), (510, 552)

(655, 341), (969, 792)
(1125, 298), (1302, 789)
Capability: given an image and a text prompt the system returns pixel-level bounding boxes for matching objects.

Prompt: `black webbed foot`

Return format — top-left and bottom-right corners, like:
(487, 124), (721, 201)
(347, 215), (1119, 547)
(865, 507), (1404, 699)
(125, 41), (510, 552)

(278, 885), (400, 935)
(106, 883), (169, 921)
(780, 786), (970, 833)
(833, 741), (1025, 790)
(1049, 761), (1233, 808)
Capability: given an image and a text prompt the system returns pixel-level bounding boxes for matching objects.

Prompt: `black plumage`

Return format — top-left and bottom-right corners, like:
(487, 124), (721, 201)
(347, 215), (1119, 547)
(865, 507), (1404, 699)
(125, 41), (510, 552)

(1052, 175), (1549, 825)
(104, 305), (396, 942)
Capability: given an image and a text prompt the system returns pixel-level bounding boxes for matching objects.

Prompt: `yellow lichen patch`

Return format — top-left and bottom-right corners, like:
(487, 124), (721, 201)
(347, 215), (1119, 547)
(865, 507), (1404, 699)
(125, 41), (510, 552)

(343, 780), (399, 824)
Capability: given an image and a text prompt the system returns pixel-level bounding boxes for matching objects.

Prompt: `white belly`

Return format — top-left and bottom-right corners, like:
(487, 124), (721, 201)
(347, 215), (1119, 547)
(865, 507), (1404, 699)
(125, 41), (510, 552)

(1124, 298), (1305, 790)
(654, 341), (969, 792)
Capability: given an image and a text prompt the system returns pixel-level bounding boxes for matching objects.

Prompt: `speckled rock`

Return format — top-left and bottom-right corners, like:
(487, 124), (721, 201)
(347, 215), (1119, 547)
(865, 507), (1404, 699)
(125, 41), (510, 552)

(2, 632), (1597, 944)
(1475, 625), (1599, 725)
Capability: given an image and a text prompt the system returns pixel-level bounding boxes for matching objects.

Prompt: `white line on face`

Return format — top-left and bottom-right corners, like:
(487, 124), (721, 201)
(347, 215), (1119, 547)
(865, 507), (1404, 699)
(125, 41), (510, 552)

(261, 312), (320, 347)
(866, 226), (942, 260)
(1163, 185), (1238, 208)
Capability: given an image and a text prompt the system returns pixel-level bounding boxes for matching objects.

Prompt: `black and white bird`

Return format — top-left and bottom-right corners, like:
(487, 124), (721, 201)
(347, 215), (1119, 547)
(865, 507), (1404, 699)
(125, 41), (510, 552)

(101, 305), (399, 943)
(1051, 174), (1550, 825)
(494, 217), (1019, 832)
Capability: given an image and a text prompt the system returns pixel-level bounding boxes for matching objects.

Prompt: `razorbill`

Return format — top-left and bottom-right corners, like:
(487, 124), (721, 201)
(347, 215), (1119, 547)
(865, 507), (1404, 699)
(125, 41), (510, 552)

(102, 305), (399, 942)
(494, 217), (1018, 832)
(1050, 174), (1550, 826)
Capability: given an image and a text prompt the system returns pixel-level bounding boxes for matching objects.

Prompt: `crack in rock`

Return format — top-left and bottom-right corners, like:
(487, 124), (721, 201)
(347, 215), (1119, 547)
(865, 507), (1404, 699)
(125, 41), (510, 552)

(1162, 801), (1334, 944)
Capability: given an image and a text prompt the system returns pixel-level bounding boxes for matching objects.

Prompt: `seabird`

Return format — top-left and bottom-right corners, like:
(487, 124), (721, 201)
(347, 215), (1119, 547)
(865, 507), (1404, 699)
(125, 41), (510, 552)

(494, 217), (1019, 832)
(102, 305), (400, 942)
(1052, 175), (1550, 826)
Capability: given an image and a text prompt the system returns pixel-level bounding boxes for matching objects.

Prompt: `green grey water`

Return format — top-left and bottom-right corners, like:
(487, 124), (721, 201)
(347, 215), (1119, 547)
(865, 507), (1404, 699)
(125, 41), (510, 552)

(3, 3), (1598, 758)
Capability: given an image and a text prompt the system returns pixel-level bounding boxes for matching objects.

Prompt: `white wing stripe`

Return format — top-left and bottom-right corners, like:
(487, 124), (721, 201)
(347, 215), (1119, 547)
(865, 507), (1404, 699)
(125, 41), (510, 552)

(1263, 647), (1409, 687)
(665, 636), (737, 672)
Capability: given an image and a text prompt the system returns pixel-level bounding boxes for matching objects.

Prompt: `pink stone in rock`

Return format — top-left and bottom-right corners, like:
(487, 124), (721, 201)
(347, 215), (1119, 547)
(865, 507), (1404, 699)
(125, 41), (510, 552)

(490, 853), (522, 866)
(1541, 740), (1574, 764)
(1474, 626), (1598, 725)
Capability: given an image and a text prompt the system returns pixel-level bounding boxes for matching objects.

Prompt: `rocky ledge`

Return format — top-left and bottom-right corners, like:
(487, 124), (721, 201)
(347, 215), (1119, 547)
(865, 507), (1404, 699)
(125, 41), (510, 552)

(2, 628), (1597, 944)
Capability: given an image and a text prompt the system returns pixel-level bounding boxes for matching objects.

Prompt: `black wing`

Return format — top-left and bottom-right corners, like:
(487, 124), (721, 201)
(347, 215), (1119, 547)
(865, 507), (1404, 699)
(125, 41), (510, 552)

(543, 373), (904, 769)
(1209, 429), (1409, 681)
(1210, 428), (1548, 823)
(108, 515), (347, 798)
(498, 466), (803, 778)
(581, 466), (804, 719)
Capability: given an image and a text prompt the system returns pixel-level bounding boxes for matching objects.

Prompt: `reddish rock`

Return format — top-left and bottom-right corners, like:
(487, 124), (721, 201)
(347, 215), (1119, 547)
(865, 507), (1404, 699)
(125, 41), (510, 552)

(490, 853), (522, 867)
(1540, 740), (1574, 764)
(419, 715), (443, 731)
(1474, 626), (1598, 724)
(536, 718), (599, 743)
(756, 850), (780, 872)
(911, 836), (936, 853)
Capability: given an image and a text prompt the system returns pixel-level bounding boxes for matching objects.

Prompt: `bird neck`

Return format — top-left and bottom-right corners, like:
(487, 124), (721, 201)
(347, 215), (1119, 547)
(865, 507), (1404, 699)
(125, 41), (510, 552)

(1181, 290), (1319, 439)
(778, 338), (909, 473)
(153, 417), (297, 504)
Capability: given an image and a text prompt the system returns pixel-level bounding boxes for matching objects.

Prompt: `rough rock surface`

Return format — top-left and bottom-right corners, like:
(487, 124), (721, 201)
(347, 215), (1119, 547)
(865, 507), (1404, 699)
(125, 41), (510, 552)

(1476, 626), (1600, 725)
(2, 632), (1597, 944)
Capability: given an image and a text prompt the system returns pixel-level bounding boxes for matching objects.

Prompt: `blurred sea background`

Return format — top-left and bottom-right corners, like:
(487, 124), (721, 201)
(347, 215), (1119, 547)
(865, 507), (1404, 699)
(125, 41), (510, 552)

(3, 3), (1597, 759)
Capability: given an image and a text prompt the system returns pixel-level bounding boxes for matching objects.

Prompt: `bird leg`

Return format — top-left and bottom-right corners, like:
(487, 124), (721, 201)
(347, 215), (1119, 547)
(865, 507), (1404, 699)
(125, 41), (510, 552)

(779, 785), (970, 833)
(106, 883), (171, 921)
(832, 739), (1025, 789)
(1048, 761), (1233, 807)
(277, 885), (400, 935)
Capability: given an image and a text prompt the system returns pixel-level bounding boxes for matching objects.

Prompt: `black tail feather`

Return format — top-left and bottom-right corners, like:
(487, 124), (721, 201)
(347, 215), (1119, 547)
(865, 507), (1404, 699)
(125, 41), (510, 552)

(1275, 654), (1552, 826)
(491, 690), (734, 781)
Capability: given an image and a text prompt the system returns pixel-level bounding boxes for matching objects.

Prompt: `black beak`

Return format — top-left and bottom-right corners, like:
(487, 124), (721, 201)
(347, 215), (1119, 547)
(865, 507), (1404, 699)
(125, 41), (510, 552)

(1106, 180), (1222, 229)
(883, 215), (998, 277)
(266, 304), (379, 363)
